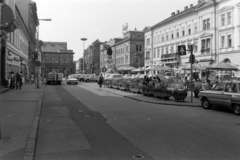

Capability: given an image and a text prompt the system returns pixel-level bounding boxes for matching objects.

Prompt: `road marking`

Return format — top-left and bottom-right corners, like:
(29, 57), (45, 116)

(77, 85), (121, 97)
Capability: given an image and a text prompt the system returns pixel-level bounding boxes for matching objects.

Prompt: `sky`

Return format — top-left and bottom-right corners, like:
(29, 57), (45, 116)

(34, 0), (198, 61)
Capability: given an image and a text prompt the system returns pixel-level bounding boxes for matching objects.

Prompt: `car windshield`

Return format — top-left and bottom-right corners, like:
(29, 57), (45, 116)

(213, 83), (225, 91)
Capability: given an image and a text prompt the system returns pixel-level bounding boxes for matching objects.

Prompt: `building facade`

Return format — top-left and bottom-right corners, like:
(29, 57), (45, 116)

(217, 0), (240, 64)
(115, 30), (145, 70)
(16, 0), (38, 75)
(144, 0), (240, 72)
(42, 42), (75, 77)
(84, 39), (103, 74)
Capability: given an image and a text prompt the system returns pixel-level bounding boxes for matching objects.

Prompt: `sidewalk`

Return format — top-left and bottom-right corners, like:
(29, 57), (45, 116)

(80, 82), (201, 107)
(0, 83), (44, 160)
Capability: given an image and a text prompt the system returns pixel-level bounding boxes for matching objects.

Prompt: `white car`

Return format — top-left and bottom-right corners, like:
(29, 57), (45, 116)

(67, 77), (78, 85)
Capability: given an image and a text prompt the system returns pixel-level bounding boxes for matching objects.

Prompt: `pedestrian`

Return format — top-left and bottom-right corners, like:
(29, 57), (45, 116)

(98, 74), (104, 88)
(10, 72), (15, 89)
(183, 77), (189, 90)
(7, 71), (11, 88)
(15, 72), (21, 89)
(31, 73), (34, 84)
(193, 78), (202, 98)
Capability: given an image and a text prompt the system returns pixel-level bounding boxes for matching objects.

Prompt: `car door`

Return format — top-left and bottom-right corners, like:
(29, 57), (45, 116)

(223, 83), (238, 107)
(208, 83), (225, 106)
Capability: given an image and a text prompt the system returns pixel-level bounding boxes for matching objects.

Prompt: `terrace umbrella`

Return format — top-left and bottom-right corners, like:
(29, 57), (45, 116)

(131, 67), (145, 72)
(153, 65), (171, 71)
(117, 67), (125, 71)
(123, 66), (136, 71)
(145, 66), (155, 71)
(182, 63), (206, 70)
(206, 62), (238, 81)
(207, 62), (238, 70)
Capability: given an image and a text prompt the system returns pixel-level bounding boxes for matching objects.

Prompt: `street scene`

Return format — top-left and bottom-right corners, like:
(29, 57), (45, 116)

(1, 0), (240, 160)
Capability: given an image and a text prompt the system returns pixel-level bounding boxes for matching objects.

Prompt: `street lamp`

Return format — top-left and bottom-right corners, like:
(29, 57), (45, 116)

(81, 38), (87, 74)
(37, 18), (52, 88)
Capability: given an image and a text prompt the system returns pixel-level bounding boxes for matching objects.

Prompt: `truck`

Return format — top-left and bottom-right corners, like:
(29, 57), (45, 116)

(46, 72), (63, 84)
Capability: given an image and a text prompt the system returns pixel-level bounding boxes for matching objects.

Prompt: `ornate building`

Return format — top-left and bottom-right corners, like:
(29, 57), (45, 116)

(144, 0), (240, 72)
(84, 39), (103, 74)
(42, 42), (75, 77)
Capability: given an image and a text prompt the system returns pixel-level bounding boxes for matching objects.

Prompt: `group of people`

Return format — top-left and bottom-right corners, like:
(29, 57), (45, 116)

(183, 76), (221, 98)
(8, 71), (23, 89)
(142, 75), (161, 87)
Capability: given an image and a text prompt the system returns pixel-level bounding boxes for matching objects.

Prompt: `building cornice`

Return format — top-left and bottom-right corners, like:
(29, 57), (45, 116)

(218, 50), (240, 55)
(218, 26), (234, 32)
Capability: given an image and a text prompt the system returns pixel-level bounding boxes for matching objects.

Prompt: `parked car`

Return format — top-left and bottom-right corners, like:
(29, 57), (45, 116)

(67, 76), (78, 85)
(105, 74), (123, 81)
(198, 81), (240, 115)
(79, 74), (90, 81)
(123, 74), (132, 79)
(84, 75), (98, 82)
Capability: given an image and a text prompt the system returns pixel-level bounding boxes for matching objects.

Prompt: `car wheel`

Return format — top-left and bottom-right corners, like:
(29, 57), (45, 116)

(202, 98), (211, 109)
(233, 104), (240, 115)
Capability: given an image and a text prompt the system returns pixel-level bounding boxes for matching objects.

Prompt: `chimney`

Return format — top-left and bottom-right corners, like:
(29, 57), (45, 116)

(184, 6), (188, 10)
(198, 0), (201, 4)
(176, 10), (180, 14)
(171, 12), (175, 16)
(189, 4), (193, 8)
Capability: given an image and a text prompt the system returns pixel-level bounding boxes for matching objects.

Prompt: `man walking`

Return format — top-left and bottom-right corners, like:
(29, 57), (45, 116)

(10, 72), (15, 89)
(98, 74), (104, 88)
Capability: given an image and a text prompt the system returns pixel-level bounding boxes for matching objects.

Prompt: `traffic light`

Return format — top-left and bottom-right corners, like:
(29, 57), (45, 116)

(107, 47), (112, 56)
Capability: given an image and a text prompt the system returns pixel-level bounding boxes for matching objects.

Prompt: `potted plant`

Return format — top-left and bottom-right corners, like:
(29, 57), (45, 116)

(172, 89), (188, 101)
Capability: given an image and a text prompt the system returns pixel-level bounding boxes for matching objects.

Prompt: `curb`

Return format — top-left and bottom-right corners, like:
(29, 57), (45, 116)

(0, 88), (10, 93)
(23, 85), (45, 160)
(103, 88), (200, 107)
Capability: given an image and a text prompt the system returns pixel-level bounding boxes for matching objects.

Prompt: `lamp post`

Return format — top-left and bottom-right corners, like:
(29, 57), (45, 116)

(81, 38), (87, 74)
(37, 18), (51, 88)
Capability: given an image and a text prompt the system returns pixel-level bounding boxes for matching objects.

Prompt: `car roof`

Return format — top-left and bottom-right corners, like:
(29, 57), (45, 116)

(221, 81), (240, 83)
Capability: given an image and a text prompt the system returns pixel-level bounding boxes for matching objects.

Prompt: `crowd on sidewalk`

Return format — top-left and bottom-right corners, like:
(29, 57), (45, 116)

(6, 71), (36, 90)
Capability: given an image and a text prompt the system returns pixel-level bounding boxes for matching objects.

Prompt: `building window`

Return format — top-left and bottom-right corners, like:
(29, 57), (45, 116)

(203, 18), (210, 30)
(194, 23), (198, 33)
(194, 44), (198, 53)
(227, 12), (231, 25)
(177, 29), (179, 38)
(138, 34), (140, 37)
(157, 49), (160, 58)
(147, 38), (150, 46)
(170, 46), (174, 53)
(171, 31), (174, 39)
(201, 38), (211, 54)
(188, 25), (191, 35)
(161, 48), (164, 54)
(162, 35), (164, 42)
(182, 27), (185, 36)
(221, 36), (225, 48)
(139, 45), (142, 52)
(126, 45), (128, 52)
(136, 45), (138, 51)
(55, 58), (58, 63)
(166, 32), (168, 41)
(153, 49), (156, 58)
(166, 46), (169, 54)
(228, 34), (232, 47)
(221, 14), (225, 26)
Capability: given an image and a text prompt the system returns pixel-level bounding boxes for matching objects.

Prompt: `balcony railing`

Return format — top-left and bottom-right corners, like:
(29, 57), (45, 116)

(200, 48), (210, 54)
(161, 53), (178, 59)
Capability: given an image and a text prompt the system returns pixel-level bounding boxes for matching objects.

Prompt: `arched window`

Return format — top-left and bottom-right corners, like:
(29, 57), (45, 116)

(223, 58), (231, 63)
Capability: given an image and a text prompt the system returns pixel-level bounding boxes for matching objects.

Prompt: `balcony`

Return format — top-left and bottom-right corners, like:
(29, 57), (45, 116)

(145, 57), (150, 61)
(200, 48), (210, 54)
(161, 53), (178, 60)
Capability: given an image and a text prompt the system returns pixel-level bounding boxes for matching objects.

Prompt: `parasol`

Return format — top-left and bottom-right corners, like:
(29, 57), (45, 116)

(132, 67), (146, 72)
(207, 62), (238, 70)
(153, 65), (171, 71)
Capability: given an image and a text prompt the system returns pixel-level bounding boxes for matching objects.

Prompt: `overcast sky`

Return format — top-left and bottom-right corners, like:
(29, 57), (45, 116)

(34, 0), (198, 61)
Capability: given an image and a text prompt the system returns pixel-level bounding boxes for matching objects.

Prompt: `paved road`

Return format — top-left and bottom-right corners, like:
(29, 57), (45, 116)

(35, 82), (240, 160)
